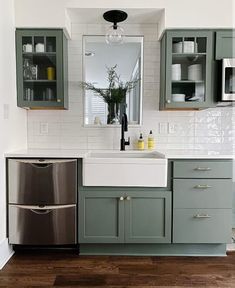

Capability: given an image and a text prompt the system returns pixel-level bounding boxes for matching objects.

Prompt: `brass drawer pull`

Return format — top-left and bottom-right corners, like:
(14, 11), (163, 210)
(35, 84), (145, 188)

(194, 167), (211, 171)
(193, 214), (211, 219)
(194, 185), (212, 189)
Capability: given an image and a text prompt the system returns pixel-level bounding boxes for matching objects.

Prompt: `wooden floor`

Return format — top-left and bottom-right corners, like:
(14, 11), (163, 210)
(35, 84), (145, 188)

(0, 250), (235, 287)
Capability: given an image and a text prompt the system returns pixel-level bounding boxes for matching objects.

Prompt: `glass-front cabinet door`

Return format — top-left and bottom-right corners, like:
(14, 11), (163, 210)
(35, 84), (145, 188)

(162, 30), (214, 109)
(16, 29), (68, 109)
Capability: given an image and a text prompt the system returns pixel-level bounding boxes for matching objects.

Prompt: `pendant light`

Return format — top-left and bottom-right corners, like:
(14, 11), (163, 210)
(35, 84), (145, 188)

(103, 10), (128, 45)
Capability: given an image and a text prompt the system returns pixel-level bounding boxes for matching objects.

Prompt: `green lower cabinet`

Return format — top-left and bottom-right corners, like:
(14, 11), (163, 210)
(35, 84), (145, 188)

(173, 209), (232, 244)
(79, 188), (172, 244)
(125, 191), (171, 243)
(79, 190), (124, 243)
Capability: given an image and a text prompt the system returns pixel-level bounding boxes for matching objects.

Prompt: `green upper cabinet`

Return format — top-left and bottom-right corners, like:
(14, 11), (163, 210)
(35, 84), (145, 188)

(160, 30), (215, 110)
(215, 30), (235, 60)
(15, 29), (68, 109)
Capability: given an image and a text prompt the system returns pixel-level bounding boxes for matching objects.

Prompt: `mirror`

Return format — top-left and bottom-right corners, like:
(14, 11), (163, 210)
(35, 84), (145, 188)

(83, 36), (143, 126)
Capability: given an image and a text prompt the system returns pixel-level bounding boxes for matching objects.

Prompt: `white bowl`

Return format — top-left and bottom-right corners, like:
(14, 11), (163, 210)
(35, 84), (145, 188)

(172, 94), (185, 102)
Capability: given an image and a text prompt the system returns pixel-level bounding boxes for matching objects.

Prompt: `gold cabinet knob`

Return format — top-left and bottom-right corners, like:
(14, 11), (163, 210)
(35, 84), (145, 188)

(126, 196), (131, 201)
(119, 197), (124, 201)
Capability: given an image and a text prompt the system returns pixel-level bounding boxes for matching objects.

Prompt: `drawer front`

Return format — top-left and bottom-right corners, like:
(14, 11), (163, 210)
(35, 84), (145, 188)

(174, 179), (232, 209)
(9, 204), (77, 245)
(8, 159), (77, 205)
(174, 160), (232, 179)
(173, 209), (232, 243)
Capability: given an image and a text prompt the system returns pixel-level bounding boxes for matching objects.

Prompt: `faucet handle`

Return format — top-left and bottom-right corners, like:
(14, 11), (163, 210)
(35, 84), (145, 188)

(125, 137), (130, 146)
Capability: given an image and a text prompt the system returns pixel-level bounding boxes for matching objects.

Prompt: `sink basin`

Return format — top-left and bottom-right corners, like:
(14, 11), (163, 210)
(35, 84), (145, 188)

(83, 151), (168, 187)
(87, 151), (165, 159)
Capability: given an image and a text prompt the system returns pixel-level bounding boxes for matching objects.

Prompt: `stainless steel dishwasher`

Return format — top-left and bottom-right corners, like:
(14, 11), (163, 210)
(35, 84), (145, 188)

(8, 159), (77, 245)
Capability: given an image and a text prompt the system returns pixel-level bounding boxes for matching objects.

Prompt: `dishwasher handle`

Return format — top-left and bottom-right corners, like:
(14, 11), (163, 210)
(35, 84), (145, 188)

(30, 209), (52, 215)
(10, 204), (76, 211)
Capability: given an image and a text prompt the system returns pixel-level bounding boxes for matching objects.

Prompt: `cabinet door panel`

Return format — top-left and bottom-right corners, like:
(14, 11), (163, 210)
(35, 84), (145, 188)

(16, 29), (67, 109)
(216, 30), (235, 60)
(161, 30), (215, 110)
(79, 189), (124, 243)
(125, 191), (171, 243)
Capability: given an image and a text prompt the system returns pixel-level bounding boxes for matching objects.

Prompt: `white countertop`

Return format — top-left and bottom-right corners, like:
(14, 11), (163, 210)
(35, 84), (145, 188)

(4, 149), (235, 159)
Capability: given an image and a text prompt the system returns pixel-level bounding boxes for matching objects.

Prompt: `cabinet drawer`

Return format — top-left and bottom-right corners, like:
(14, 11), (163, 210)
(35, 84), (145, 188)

(173, 209), (231, 243)
(174, 179), (232, 209)
(174, 160), (232, 179)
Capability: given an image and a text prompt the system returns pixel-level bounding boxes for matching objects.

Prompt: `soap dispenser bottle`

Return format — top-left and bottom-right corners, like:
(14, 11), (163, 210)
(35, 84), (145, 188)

(137, 133), (145, 150)
(148, 130), (155, 150)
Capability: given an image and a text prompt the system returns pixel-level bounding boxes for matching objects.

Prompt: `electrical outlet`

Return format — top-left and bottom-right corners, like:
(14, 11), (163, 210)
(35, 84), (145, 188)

(168, 123), (177, 134)
(159, 122), (168, 134)
(40, 122), (48, 134)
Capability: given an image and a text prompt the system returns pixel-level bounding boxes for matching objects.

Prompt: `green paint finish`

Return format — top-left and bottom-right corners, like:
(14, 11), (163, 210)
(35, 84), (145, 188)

(173, 208), (232, 244)
(173, 179), (232, 209)
(79, 188), (172, 244)
(79, 189), (124, 243)
(173, 160), (233, 179)
(160, 30), (215, 110)
(15, 29), (68, 109)
(124, 191), (171, 243)
(79, 243), (227, 256)
(215, 30), (235, 60)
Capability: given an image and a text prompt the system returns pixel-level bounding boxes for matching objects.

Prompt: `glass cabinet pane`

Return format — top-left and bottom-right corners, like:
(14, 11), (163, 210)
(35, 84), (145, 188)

(46, 37), (56, 52)
(169, 35), (208, 104)
(22, 53), (57, 102)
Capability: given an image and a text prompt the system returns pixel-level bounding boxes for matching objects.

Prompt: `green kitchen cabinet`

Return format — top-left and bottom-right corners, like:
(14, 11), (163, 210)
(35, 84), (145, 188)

(15, 29), (68, 109)
(215, 30), (235, 59)
(160, 30), (215, 110)
(124, 191), (171, 243)
(79, 189), (124, 243)
(173, 159), (233, 244)
(79, 188), (172, 244)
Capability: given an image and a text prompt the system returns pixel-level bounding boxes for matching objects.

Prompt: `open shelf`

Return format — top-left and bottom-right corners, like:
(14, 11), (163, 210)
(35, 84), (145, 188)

(172, 80), (204, 84)
(24, 80), (56, 83)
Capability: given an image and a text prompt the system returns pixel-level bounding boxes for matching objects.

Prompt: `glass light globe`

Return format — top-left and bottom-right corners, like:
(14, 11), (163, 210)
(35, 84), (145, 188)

(105, 25), (125, 45)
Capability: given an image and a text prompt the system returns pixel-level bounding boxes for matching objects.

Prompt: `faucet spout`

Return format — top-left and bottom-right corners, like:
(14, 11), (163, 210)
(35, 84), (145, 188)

(120, 113), (130, 151)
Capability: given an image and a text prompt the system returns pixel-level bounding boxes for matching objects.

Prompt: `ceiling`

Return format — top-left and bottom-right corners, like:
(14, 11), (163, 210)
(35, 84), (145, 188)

(67, 8), (163, 24)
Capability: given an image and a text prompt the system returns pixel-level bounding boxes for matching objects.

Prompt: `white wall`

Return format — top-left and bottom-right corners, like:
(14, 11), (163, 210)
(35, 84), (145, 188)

(27, 23), (234, 153)
(14, 0), (235, 37)
(0, 0), (27, 244)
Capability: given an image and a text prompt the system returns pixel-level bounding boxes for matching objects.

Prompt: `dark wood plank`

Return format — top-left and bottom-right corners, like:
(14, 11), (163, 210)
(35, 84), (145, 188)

(0, 251), (235, 287)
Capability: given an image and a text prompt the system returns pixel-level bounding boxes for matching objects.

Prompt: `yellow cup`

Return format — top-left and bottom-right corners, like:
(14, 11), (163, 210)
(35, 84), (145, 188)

(47, 67), (55, 80)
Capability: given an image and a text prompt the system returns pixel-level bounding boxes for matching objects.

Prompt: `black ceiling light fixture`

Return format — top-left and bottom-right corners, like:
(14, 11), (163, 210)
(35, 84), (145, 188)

(103, 10), (128, 45)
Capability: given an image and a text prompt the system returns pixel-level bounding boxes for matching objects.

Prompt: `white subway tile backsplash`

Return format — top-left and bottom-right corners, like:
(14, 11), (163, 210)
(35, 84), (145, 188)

(26, 23), (234, 153)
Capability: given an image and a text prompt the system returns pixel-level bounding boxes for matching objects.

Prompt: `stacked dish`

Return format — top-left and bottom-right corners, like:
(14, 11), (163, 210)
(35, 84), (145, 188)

(173, 41), (198, 53)
(188, 64), (202, 81)
(172, 64), (181, 80)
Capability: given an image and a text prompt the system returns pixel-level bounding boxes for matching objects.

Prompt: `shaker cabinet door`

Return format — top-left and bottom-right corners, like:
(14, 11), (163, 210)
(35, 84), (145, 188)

(124, 191), (172, 243)
(79, 189), (124, 243)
